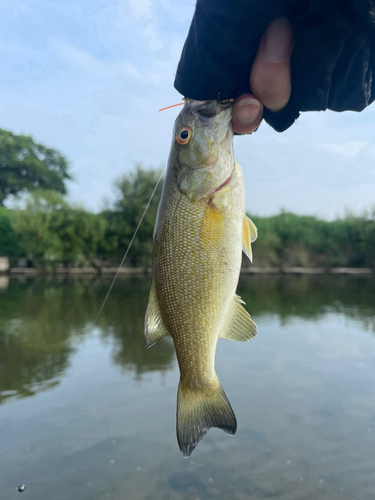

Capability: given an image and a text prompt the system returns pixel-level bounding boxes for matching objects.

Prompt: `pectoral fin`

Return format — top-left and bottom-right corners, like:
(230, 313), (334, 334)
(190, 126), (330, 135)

(242, 215), (258, 263)
(144, 281), (169, 348)
(220, 295), (257, 342)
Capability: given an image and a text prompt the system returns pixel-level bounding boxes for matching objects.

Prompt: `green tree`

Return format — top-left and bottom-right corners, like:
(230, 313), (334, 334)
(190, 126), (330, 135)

(12, 190), (107, 267)
(0, 207), (25, 257)
(0, 128), (71, 206)
(100, 165), (163, 267)
(250, 210), (375, 268)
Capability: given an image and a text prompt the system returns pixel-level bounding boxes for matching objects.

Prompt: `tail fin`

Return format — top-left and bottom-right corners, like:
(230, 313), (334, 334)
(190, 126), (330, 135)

(176, 379), (237, 457)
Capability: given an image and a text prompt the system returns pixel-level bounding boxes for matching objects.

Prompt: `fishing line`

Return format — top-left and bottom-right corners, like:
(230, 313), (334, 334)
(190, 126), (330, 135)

(69, 168), (164, 372)
(94, 168), (164, 325)
(159, 102), (184, 112)
(16, 172), (164, 496)
(14, 171), (169, 493)
(95, 100), (184, 315)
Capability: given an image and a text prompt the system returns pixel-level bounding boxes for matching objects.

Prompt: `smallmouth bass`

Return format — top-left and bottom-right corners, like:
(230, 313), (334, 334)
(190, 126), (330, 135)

(144, 99), (257, 456)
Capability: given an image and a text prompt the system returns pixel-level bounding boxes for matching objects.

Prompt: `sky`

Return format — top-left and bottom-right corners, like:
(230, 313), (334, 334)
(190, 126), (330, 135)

(0, 0), (374, 219)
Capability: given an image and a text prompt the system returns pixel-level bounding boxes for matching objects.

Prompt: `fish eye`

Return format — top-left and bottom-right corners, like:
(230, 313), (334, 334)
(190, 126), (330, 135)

(176, 127), (191, 145)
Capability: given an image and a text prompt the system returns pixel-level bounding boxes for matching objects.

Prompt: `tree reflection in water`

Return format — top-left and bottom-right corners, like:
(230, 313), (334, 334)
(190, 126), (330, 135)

(238, 274), (375, 332)
(0, 277), (174, 405)
(1, 274), (374, 406)
(96, 278), (175, 378)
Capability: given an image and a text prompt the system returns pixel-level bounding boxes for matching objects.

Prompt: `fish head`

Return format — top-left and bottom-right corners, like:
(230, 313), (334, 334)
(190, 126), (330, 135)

(171, 100), (234, 202)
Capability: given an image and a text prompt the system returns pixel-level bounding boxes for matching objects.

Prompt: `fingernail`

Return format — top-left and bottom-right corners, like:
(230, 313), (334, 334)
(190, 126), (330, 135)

(235, 98), (260, 124)
(263, 18), (293, 62)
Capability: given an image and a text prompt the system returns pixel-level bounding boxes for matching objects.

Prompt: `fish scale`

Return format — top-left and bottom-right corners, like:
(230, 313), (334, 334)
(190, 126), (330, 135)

(144, 99), (258, 456)
(155, 189), (240, 382)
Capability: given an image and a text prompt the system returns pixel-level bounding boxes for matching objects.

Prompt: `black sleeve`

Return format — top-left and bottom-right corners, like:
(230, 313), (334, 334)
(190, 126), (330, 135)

(174, 0), (375, 132)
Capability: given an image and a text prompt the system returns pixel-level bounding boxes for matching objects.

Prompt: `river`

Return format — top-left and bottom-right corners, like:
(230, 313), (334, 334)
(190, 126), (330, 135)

(1, 275), (374, 499)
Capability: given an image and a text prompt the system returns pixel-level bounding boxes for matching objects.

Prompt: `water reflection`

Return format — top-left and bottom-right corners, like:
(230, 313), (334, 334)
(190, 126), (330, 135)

(0, 278), (174, 405)
(97, 281), (175, 378)
(0, 275), (374, 406)
(0, 276), (9, 290)
(0, 327), (72, 404)
(238, 274), (375, 331)
(1, 275), (375, 500)
(0, 280), (79, 405)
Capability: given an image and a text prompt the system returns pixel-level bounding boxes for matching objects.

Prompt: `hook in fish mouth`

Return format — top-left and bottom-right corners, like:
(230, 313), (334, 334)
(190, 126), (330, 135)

(184, 99), (233, 119)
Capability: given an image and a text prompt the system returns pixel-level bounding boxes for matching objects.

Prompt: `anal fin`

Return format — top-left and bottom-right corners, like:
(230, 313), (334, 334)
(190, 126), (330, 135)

(144, 280), (169, 348)
(243, 215), (258, 263)
(220, 295), (257, 342)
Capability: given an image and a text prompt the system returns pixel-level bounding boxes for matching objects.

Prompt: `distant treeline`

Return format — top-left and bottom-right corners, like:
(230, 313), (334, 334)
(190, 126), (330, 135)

(1, 166), (375, 269)
(251, 211), (375, 268)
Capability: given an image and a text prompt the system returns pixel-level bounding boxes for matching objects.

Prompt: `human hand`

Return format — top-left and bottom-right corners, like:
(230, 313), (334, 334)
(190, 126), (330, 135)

(232, 18), (293, 134)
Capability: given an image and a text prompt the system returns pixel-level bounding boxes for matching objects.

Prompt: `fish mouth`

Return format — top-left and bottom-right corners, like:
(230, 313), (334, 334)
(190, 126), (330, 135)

(185, 99), (233, 122)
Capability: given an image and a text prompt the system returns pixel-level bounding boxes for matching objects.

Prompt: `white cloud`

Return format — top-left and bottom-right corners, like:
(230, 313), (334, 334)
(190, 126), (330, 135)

(319, 141), (367, 159)
(121, 62), (144, 81)
(0, 1), (32, 16)
(51, 39), (107, 74)
(128, 0), (153, 19)
(0, 37), (41, 58)
(115, 0), (164, 51)
(142, 23), (163, 51)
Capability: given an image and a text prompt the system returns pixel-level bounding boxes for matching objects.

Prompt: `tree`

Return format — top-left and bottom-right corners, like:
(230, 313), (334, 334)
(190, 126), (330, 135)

(0, 128), (71, 206)
(12, 190), (107, 267)
(0, 207), (25, 257)
(100, 165), (163, 267)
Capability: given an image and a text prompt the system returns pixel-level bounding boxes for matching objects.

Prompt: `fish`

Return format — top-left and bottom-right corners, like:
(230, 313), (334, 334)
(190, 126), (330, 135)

(144, 99), (258, 457)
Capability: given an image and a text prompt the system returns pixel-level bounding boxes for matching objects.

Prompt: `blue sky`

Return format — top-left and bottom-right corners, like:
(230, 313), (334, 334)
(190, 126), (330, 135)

(1, 0), (374, 218)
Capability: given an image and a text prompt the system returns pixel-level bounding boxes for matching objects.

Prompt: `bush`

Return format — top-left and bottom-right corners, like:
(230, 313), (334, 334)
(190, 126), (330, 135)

(12, 191), (107, 268)
(250, 211), (375, 268)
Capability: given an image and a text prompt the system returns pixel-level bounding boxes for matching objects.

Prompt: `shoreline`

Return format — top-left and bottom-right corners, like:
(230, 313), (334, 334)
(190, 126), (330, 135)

(3, 266), (374, 276)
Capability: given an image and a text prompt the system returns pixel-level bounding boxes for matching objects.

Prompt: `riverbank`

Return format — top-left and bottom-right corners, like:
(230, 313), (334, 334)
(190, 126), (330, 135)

(4, 266), (374, 276)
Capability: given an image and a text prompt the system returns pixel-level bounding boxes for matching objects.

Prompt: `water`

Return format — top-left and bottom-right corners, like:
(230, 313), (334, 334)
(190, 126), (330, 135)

(1, 275), (375, 499)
